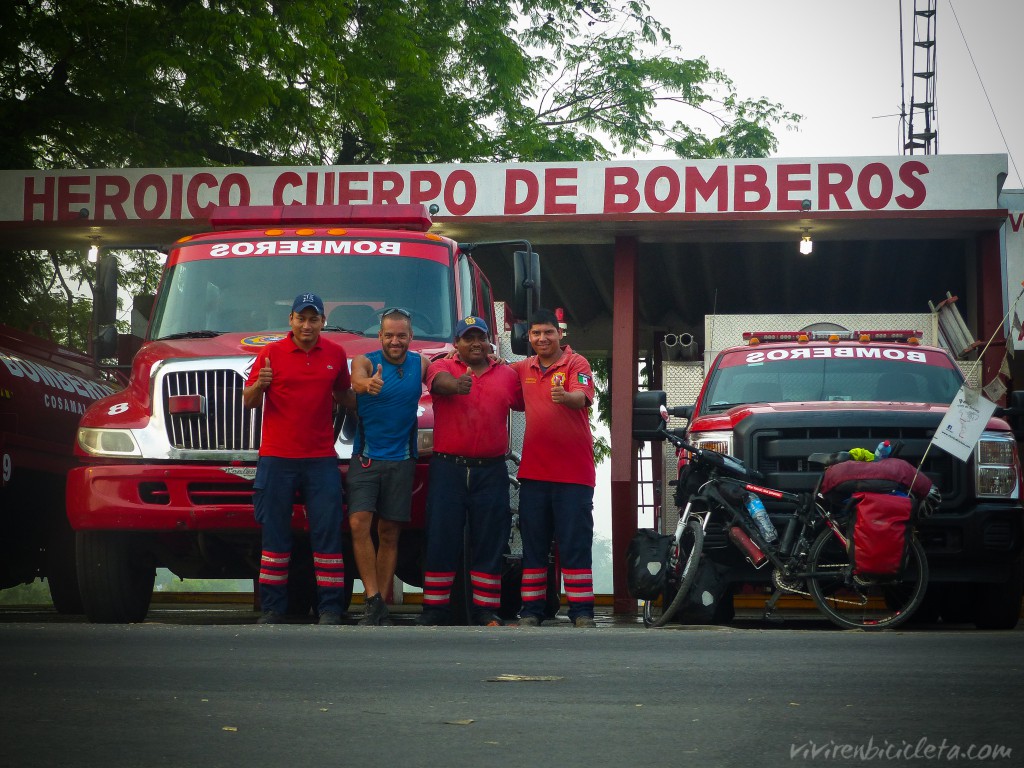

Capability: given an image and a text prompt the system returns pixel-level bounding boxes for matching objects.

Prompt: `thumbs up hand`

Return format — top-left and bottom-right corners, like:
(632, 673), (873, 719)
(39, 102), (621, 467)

(551, 382), (566, 403)
(256, 357), (273, 390)
(456, 371), (473, 395)
(367, 363), (385, 395)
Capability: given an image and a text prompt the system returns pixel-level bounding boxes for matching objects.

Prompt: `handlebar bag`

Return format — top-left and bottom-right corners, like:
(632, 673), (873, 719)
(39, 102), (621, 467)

(847, 492), (914, 578)
(626, 529), (674, 600)
(821, 457), (932, 504)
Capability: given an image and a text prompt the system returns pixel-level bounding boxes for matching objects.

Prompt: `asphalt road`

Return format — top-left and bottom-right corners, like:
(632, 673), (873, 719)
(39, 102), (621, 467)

(2, 607), (1022, 768)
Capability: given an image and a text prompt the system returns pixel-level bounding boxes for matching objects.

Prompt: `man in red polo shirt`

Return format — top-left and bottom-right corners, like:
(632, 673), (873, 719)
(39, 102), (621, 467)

(512, 308), (597, 627)
(418, 315), (524, 626)
(243, 292), (354, 625)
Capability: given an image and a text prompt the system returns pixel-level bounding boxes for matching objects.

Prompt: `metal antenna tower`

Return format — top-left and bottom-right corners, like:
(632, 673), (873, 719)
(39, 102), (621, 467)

(903, 0), (938, 154)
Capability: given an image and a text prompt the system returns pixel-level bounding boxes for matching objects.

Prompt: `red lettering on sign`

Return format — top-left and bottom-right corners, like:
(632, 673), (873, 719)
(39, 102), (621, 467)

(858, 162), (893, 210)
(23, 176), (55, 221)
(409, 171), (441, 205)
(604, 167), (640, 213)
(895, 161), (928, 209)
(777, 163), (811, 211)
(170, 174), (183, 218)
(338, 172), (369, 205)
(644, 166), (680, 213)
(273, 171), (301, 205)
(373, 171), (404, 204)
(685, 165), (728, 212)
(95, 175), (130, 220)
(57, 176), (90, 220)
(544, 168), (577, 214)
(733, 165), (769, 212)
(1009, 212), (1024, 232)
(818, 163), (853, 210)
(445, 170), (476, 216)
(304, 172), (320, 205)
(219, 173), (250, 207)
(186, 173), (218, 216)
(133, 174), (168, 220)
(505, 169), (539, 215)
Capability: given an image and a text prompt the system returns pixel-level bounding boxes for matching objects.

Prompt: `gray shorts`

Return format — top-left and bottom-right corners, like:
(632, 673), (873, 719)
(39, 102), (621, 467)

(346, 457), (415, 522)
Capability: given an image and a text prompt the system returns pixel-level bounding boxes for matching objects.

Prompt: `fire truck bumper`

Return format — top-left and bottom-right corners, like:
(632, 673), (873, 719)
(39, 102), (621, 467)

(67, 463), (277, 531)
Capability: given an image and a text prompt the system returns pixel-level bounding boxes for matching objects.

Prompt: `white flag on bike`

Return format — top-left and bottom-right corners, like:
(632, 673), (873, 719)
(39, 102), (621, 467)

(931, 385), (997, 462)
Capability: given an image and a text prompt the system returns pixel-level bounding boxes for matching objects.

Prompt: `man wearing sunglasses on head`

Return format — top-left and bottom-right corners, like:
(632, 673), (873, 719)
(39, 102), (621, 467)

(348, 307), (429, 625)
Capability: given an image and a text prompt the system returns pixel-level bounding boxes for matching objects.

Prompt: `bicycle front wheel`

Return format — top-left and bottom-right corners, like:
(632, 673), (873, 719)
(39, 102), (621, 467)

(643, 518), (705, 628)
(806, 528), (928, 630)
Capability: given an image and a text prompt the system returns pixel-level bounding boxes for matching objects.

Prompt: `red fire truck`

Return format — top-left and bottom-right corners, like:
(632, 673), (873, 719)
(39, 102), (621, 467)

(66, 204), (540, 623)
(1, 324), (116, 611)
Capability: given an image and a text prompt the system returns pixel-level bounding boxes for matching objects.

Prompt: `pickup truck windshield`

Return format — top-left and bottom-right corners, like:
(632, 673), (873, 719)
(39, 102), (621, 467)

(703, 348), (964, 413)
(150, 252), (454, 341)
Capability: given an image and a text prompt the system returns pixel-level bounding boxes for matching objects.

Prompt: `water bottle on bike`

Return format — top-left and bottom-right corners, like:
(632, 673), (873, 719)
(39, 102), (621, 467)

(745, 493), (778, 543)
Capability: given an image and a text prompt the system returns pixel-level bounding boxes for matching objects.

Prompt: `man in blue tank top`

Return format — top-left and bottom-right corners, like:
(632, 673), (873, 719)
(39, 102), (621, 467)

(348, 308), (429, 625)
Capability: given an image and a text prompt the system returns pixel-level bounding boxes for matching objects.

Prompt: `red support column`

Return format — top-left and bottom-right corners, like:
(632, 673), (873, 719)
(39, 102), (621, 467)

(610, 236), (639, 614)
(977, 230), (1008, 403)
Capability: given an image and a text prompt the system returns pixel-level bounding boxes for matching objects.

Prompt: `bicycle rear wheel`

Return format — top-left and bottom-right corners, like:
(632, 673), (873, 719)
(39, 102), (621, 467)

(806, 528), (928, 630)
(643, 518), (705, 627)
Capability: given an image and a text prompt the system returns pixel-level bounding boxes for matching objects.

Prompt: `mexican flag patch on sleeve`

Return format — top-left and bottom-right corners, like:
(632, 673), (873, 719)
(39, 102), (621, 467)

(577, 373), (591, 386)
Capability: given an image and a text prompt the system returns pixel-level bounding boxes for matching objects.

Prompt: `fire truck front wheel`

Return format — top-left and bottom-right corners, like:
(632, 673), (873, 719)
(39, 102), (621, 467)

(76, 531), (156, 623)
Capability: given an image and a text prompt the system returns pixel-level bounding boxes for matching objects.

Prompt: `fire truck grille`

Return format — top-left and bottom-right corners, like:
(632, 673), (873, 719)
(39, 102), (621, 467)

(162, 369), (262, 452)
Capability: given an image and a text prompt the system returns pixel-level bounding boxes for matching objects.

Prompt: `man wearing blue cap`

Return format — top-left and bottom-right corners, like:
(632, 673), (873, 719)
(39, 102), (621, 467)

(243, 292), (354, 625)
(418, 315), (523, 626)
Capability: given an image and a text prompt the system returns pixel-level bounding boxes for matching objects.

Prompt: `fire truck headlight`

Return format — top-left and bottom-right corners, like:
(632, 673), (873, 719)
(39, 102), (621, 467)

(976, 434), (1019, 499)
(417, 429), (433, 457)
(78, 427), (142, 457)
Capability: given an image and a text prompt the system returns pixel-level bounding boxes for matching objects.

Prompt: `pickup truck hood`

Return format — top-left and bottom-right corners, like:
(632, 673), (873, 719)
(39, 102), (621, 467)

(688, 400), (1012, 433)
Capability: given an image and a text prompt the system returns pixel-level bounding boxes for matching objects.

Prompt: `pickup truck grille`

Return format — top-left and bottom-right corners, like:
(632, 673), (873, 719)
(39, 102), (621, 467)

(163, 369), (262, 452)
(734, 412), (966, 509)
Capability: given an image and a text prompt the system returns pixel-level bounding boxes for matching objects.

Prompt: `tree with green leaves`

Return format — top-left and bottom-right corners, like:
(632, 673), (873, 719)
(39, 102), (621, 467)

(1, 0), (799, 345)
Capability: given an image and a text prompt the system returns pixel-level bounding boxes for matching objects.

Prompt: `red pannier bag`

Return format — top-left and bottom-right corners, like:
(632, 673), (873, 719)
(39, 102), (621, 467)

(821, 457), (933, 501)
(848, 492), (914, 578)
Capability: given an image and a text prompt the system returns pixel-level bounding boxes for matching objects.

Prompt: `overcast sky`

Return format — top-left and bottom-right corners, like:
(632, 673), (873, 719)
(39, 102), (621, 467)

(636, 0), (1022, 189)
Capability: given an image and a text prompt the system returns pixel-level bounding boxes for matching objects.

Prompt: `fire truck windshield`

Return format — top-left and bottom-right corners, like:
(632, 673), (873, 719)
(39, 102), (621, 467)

(703, 351), (965, 412)
(149, 253), (454, 341)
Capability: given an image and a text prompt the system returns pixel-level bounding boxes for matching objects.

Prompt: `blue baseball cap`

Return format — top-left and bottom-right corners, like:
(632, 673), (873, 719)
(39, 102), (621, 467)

(291, 292), (325, 315)
(455, 316), (490, 338)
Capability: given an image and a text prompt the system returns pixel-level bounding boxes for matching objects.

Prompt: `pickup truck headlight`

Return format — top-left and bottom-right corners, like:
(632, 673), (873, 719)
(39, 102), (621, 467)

(975, 433), (1019, 498)
(78, 427), (142, 457)
(687, 430), (733, 456)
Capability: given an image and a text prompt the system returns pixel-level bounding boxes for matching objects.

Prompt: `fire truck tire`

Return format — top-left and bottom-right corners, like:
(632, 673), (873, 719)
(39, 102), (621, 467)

(45, 516), (83, 614)
(974, 557), (1023, 630)
(76, 531), (155, 623)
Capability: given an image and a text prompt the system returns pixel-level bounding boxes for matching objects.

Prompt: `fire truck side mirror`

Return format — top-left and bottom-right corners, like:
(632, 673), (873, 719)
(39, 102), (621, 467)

(93, 254), (120, 360)
(510, 321), (530, 356)
(999, 390), (1024, 442)
(513, 249), (541, 321)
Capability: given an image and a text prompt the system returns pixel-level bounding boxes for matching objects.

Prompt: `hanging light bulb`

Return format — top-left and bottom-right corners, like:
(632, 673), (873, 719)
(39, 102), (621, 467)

(799, 229), (813, 255)
(87, 238), (100, 263)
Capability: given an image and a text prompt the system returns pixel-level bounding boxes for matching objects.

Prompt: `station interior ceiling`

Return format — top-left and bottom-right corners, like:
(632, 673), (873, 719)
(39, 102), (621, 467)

(465, 224), (989, 361)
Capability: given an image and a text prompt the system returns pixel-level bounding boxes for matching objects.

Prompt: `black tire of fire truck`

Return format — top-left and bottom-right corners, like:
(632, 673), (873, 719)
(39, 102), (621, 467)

(45, 512), (83, 614)
(76, 531), (156, 623)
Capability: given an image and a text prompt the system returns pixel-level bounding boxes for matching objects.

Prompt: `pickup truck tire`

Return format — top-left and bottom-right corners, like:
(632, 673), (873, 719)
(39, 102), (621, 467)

(974, 557), (1023, 630)
(76, 531), (155, 623)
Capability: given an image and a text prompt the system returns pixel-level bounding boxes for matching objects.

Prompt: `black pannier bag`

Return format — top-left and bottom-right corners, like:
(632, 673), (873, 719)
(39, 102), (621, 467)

(845, 491), (915, 578)
(626, 529), (674, 599)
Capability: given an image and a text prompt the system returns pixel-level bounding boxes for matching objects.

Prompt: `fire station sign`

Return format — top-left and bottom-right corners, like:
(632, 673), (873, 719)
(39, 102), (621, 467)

(0, 155), (1006, 224)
